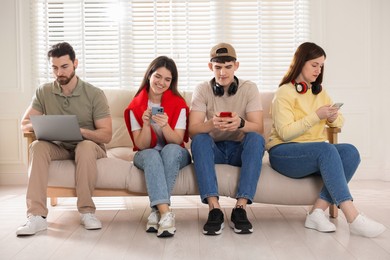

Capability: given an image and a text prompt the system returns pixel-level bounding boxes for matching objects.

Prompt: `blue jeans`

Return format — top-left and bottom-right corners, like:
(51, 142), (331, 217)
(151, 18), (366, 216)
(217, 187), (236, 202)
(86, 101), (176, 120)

(134, 144), (191, 208)
(191, 133), (265, 204)
(268, 142), (360, 206)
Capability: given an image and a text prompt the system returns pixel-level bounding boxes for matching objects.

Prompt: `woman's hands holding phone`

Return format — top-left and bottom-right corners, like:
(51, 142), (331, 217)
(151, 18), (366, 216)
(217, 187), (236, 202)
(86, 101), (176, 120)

(316, 104), (342, 122)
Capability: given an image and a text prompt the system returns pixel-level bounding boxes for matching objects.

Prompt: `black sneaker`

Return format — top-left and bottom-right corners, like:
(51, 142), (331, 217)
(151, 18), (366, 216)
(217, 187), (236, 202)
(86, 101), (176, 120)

(203, 208), (224, 235)
(230, 206), (253, 234)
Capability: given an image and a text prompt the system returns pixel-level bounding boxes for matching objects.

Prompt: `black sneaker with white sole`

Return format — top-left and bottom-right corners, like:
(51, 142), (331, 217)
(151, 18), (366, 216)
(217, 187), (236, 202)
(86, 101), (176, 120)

(203, 208), (224, 235)
(230, 206), (253, 234)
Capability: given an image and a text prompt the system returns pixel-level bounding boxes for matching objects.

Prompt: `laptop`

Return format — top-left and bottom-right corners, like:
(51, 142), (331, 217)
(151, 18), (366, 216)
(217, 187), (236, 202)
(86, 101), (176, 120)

(30, 115), (83, 141)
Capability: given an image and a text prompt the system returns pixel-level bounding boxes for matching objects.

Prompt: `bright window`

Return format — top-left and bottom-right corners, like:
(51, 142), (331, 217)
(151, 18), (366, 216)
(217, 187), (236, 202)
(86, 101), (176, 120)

(31, 0), (309, 91)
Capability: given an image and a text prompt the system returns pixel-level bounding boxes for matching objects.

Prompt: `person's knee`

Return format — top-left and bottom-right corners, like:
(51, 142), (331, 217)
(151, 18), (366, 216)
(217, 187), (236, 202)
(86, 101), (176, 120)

(318, 142), (335, 153)
(74, 140), (102, 161)
(75, 140), (96, 152)
(343, 144), (361, 164)
(244, 132), (265, 147)
(191, 134), (212, 150)
(134, 149), (162, 173)
(162, 144), (190, 165)
(142, 149), (161, 161)
(30, 140), (51, 155)
(347, 144), (360, 158)
(162, 143), (181, 154)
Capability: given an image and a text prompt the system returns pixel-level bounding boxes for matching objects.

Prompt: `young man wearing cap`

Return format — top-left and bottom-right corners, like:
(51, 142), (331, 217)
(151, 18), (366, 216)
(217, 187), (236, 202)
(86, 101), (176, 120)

(189, 43), (265, 235)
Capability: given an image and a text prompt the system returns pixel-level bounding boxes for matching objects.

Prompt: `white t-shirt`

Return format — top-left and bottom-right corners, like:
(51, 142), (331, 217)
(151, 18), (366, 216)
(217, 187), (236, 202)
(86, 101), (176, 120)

(129, 100), (186, 150)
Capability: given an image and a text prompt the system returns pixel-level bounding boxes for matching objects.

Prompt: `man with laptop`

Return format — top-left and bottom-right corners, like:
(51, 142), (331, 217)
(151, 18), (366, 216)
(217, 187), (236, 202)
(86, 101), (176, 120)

(16, 42), (112, 236)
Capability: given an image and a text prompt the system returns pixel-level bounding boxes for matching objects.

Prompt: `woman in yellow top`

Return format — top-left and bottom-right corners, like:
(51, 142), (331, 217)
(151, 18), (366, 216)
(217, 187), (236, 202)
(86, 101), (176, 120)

(267, 42), (385, 238)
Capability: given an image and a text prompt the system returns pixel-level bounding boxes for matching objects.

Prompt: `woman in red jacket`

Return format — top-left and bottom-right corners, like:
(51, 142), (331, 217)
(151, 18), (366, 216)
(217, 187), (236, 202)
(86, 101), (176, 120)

(124, 56), (191, 238)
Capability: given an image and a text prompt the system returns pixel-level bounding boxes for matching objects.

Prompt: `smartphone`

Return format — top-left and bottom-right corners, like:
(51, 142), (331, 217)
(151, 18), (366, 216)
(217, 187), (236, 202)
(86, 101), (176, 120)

(152, 106), (164, 115)
(151, 107), (164, 123)
(219, 112), (232, 117)
(331, 103), (344, 109)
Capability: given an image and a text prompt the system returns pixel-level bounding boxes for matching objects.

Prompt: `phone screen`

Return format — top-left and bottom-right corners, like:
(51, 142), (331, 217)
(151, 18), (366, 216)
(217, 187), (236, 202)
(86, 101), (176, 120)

(331, 103), (344, 109)
(219, 112), (232, 117)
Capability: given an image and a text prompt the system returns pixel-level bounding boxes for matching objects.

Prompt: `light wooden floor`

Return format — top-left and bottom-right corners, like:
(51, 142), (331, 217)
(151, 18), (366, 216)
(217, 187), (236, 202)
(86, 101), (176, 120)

(0, 180), (389, 260)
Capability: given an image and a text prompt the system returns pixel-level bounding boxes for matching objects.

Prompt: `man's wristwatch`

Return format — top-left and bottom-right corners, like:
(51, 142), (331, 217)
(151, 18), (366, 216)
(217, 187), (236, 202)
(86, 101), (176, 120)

(238, 117), (245, 129)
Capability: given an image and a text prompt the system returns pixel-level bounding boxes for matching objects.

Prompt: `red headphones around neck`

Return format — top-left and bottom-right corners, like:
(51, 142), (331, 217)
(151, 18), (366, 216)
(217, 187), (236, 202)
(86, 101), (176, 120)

(292, 80), (322, 95)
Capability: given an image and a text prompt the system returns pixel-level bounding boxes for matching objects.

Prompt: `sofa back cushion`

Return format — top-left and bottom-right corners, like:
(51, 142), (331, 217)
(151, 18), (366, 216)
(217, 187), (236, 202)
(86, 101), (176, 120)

(103, 88), (135, 149)
(260, 91), (274, 143)
(103, 88), (274, 150)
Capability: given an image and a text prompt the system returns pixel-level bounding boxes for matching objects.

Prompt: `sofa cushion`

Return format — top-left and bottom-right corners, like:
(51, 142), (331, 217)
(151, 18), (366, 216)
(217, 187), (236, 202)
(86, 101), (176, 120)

(47, 158), (131, 190)
(107, 117), (133, 149)
(106, 147), (134, 161)
(103, 88), (134, 149)
(47, 154), (322, 205)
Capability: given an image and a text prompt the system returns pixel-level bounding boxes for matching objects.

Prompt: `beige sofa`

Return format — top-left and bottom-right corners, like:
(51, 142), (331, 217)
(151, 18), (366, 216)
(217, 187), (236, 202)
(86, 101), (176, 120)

(24, 88), (340, 216)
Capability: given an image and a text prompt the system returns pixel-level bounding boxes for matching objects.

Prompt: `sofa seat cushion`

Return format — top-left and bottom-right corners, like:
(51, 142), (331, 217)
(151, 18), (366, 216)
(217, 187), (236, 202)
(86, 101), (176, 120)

(47, 155), (322, 206)
(255, 159), (322, 205)
(48, 158), (132, 190)
(106, 147), (135, 161)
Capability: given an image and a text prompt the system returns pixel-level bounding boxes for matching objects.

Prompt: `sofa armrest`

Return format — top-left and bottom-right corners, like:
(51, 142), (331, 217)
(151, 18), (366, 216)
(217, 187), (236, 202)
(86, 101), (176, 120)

(24, 131), (36, 144)
(326, 127), (341, 144)
(326, 126), (341, 218)
(24, 131), (36, 162)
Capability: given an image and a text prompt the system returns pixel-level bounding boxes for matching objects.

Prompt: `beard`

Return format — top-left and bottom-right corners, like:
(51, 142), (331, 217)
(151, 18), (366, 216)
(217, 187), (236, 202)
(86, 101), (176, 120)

(56, 69), (76, 85)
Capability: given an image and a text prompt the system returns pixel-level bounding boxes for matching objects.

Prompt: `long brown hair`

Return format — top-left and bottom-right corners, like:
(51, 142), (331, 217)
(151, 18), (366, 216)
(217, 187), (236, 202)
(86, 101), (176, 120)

(135, 56), (182, 97)
(279, 42), (326, 87)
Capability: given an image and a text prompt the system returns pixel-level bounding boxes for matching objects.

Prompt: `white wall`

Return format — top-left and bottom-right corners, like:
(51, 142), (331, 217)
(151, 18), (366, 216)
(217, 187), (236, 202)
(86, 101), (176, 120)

(311, 0), (390, 181)
(0, 0), (389, 184)
(0, 0), (32, 185)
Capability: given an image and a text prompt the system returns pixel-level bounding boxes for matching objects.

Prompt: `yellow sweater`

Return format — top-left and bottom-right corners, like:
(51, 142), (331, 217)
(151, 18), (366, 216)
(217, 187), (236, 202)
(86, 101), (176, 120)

(266, 83), (344, 150)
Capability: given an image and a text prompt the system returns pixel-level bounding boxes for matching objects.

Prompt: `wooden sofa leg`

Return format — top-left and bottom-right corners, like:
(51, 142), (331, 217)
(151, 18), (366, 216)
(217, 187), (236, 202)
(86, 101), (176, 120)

(50, 197), (58, 206)
(329, 204), (338, 218)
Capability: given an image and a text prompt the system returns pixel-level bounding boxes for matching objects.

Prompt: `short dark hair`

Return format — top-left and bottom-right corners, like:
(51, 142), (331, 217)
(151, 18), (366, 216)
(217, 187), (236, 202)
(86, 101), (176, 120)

(47, 42), (76, 62)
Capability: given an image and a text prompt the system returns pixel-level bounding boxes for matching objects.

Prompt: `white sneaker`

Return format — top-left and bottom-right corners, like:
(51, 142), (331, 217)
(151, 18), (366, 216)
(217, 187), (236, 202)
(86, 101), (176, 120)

(146, 210), (160, 233)
(305, 208), (336, 232)
(80, 213), (102, 230)
(16, 215), (48, 236)
(349, 214), (386, 238)
(157, 212), (176, 238)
